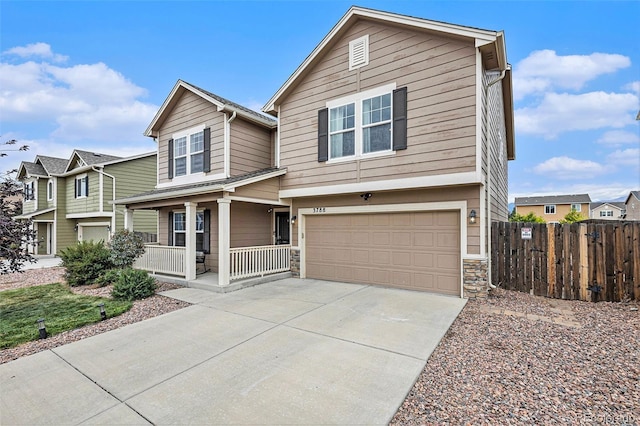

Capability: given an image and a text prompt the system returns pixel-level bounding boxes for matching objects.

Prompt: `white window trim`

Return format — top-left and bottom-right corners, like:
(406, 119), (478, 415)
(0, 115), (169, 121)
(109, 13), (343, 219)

(47, 179), (54, 201)
(173, 210), (205, 247)
(24, 179), (36, 202)
(326, 83), (396, 164)
(571, 203), (581, 212)
(599, 210), (613, 217)
(172, 124), (206, 180)
(544, 205), (556, 215)
(75, 173), (88, 199)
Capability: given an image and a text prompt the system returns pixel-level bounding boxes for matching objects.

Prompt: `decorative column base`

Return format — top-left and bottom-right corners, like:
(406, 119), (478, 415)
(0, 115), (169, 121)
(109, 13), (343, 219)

(463, 258), (489, 299)
(290, 248), (300, 278)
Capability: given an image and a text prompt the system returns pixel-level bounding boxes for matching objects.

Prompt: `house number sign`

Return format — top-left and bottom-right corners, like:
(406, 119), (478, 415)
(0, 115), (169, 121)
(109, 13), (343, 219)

(313, 207), (326, 213)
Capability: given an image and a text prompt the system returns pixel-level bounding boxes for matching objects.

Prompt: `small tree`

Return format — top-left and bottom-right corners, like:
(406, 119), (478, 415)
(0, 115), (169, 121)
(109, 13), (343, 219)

(509, 211), (546, 223)
(0, 140), (36, 274)
(559, 209), (587, 224)
(108, 229), (146, 268)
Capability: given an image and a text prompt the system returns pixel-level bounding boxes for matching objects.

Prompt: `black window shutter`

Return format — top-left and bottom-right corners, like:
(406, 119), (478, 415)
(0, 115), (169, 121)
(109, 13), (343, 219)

(168, 212), (174, 246)
(85, 176), (89, 196)
(203, 209), (210, 254)
(203, 128), (211, 173)
(392, 87), (408, 151)
(317, 108), (329, 162)
(168, 139), (174, 179)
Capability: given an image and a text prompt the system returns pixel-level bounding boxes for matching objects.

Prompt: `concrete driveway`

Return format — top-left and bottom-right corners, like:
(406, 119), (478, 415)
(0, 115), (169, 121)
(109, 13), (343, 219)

(1, 278), (466, 425)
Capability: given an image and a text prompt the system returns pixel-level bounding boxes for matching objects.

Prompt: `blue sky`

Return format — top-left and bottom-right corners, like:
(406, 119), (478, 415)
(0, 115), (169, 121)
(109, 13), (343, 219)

(1, 1), (638, 202)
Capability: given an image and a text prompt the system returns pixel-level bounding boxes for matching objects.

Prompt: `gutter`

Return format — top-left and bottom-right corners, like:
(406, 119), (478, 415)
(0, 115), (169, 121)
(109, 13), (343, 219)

(483, 68), (507, 290)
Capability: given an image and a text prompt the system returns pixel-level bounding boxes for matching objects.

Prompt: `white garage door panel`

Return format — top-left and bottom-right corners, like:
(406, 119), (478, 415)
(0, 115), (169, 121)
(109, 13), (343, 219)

(305, 211), (460, 295)
(82, 226), (109, 242)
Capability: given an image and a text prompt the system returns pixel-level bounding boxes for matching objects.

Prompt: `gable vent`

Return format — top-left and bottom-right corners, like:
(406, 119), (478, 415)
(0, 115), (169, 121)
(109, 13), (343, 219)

(349, 35), (369, 71)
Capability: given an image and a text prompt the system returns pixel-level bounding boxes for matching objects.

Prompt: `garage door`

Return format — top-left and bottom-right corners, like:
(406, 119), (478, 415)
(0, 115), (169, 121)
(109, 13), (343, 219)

(81, 225), (110, 242)
(305, 211), (460, 295)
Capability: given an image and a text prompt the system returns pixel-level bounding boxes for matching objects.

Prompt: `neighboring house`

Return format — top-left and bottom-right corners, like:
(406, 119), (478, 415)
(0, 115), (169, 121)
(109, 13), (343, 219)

(590, 201), (625, 220)
(118, 6), (515, 297)
(623, 191), (640, 220)
(514, 194), (591, 223)
(16, 151), (158, 255)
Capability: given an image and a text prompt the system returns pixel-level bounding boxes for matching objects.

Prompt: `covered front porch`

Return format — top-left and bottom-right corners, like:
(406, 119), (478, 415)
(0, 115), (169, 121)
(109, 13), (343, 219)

(117, 169), (292, 290)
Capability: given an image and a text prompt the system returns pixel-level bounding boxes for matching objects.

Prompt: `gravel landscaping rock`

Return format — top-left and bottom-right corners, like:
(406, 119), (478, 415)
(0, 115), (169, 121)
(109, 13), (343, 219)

(392, 288), (639, 425)
(0, 268), (190, 364)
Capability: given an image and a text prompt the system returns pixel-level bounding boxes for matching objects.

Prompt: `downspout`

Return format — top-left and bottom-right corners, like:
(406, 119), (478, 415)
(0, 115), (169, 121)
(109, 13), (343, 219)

(91, 166), (117, 233)
(224, 111), (237, 177)
(483, 68), (507, 290)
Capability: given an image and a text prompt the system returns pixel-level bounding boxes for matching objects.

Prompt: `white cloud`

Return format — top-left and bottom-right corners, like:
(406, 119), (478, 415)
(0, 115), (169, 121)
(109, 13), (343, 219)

(607, 148), (640, 166)
(597, 130), (640, 146)
(513, 50), (631, 100)
(625, 81), (640, 95)
(2, 42), (68, 63)
(0, 44), (158, 144)
(533, 156), (608, 180)
(515, 91), (638, 138)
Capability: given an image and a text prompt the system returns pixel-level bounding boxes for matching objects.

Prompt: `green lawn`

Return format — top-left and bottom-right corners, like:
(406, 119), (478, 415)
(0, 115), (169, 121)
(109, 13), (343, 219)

(0, 283), (132, 349)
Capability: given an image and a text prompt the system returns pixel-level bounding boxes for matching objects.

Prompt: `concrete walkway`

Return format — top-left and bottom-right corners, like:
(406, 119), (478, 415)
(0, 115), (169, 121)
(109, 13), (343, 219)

(0, 278), (466, 425)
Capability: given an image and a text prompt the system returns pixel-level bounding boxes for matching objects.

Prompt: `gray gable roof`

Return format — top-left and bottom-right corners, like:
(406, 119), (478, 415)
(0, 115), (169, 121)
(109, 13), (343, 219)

(515, 194), (592, 206)
(20, 161), (47, 177)
(74, 150), (122, 166)
(590, 201), (625, 210)
(36, 155), (68, 175)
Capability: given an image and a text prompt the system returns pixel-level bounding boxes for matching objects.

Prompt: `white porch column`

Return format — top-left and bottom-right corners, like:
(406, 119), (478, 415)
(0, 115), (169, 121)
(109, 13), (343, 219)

(123, 208), (134, 231)
(218, 198), (231, 286)
(185, 201), (198, 281)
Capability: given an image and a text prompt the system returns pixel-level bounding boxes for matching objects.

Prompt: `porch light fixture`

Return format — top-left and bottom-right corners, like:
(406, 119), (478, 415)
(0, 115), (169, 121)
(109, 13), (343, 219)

(291, 215), (297, 225)
(267, 208), (273, 214)
(469, 210), (477, 224)
(74, 223), (79, 232)
(98, 303), (107, 321)
(360, 192), (373, 201)
(37, 318), (47, 339)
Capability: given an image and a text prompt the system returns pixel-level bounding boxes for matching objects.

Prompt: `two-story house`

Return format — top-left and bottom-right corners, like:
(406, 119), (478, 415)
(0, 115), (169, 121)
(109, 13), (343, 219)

(16, 150), (158, 255)
(119, 6), (515, 297)
(622, 191), (640, 220)
(590, 201), (626, 220)
(515, 194), (591, 223)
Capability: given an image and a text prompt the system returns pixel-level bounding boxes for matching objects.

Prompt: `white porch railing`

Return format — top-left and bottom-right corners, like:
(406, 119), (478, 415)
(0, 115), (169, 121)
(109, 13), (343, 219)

(134, 245), (186, 277)
(230, 244), (291, 280)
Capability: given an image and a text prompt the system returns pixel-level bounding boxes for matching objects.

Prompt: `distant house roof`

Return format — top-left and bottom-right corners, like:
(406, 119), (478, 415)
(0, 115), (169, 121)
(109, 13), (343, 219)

(36, 155), (68, 175)
(625, 190), (640, 204)
(74, 150), (122, 166)
(590, 201), (625, 210)
(515, 194), (592, 206)
(145, 80), (277, 138)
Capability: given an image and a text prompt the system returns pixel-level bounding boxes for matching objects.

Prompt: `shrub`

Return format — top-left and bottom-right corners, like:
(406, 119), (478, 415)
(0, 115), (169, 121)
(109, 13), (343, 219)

(95, 268), (123, 287)
(111, 268), (157, 301)
(59, 240), (114, 286)
(108, 229), (146, 268)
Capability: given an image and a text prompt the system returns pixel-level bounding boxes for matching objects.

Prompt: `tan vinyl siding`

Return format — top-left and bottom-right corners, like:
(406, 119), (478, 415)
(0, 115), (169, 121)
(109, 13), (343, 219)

(230, 202), (272, 248)
(278, 20), (477, 191)
(232, 177), (281, 202)
(290, 185), (481, 255)
(229, 118), (272, 175)
(157, 91), (225, 184)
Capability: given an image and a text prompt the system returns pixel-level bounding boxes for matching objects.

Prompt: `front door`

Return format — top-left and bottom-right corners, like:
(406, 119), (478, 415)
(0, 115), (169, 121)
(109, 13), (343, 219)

(275, 212), (290, 245)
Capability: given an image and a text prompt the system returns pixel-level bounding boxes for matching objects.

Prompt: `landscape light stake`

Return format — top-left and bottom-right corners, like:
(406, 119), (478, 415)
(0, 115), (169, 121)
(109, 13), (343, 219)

(37, 318), (47, 339)
(98, 303), (107, 321)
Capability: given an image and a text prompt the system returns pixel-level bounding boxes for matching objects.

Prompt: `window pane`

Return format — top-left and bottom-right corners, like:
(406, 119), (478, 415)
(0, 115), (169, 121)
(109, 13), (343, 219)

(191, 152), (204, 173)
(196, 212), (204, 231)
(190, 131), (204, 153)
(196, 234), (204, 252)
(174, 137), (187, 157)
(174, 213), (186, 231)
(174, 233), (186, 247)
(330, 131), (355, 158)
(175, 157), (187, 176)
(363, 123), (391, 153)
(330, 104), (355, 132)
(362, 94), (391, 126)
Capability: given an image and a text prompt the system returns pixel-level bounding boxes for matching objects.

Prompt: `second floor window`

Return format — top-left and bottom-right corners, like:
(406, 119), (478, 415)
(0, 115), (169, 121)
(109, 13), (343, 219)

(47, 180), (54, 201)
(169, 128), (210, 179)
(24, 181), (35, 201)
(75, 175), (88, 198)
(571, 203), (581, 212)
(545, 205), (556, 214)
(600, 210), (613, 217)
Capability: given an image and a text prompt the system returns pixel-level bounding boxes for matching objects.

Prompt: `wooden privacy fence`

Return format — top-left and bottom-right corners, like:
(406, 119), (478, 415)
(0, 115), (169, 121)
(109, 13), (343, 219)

(491, 221), (640, 302)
